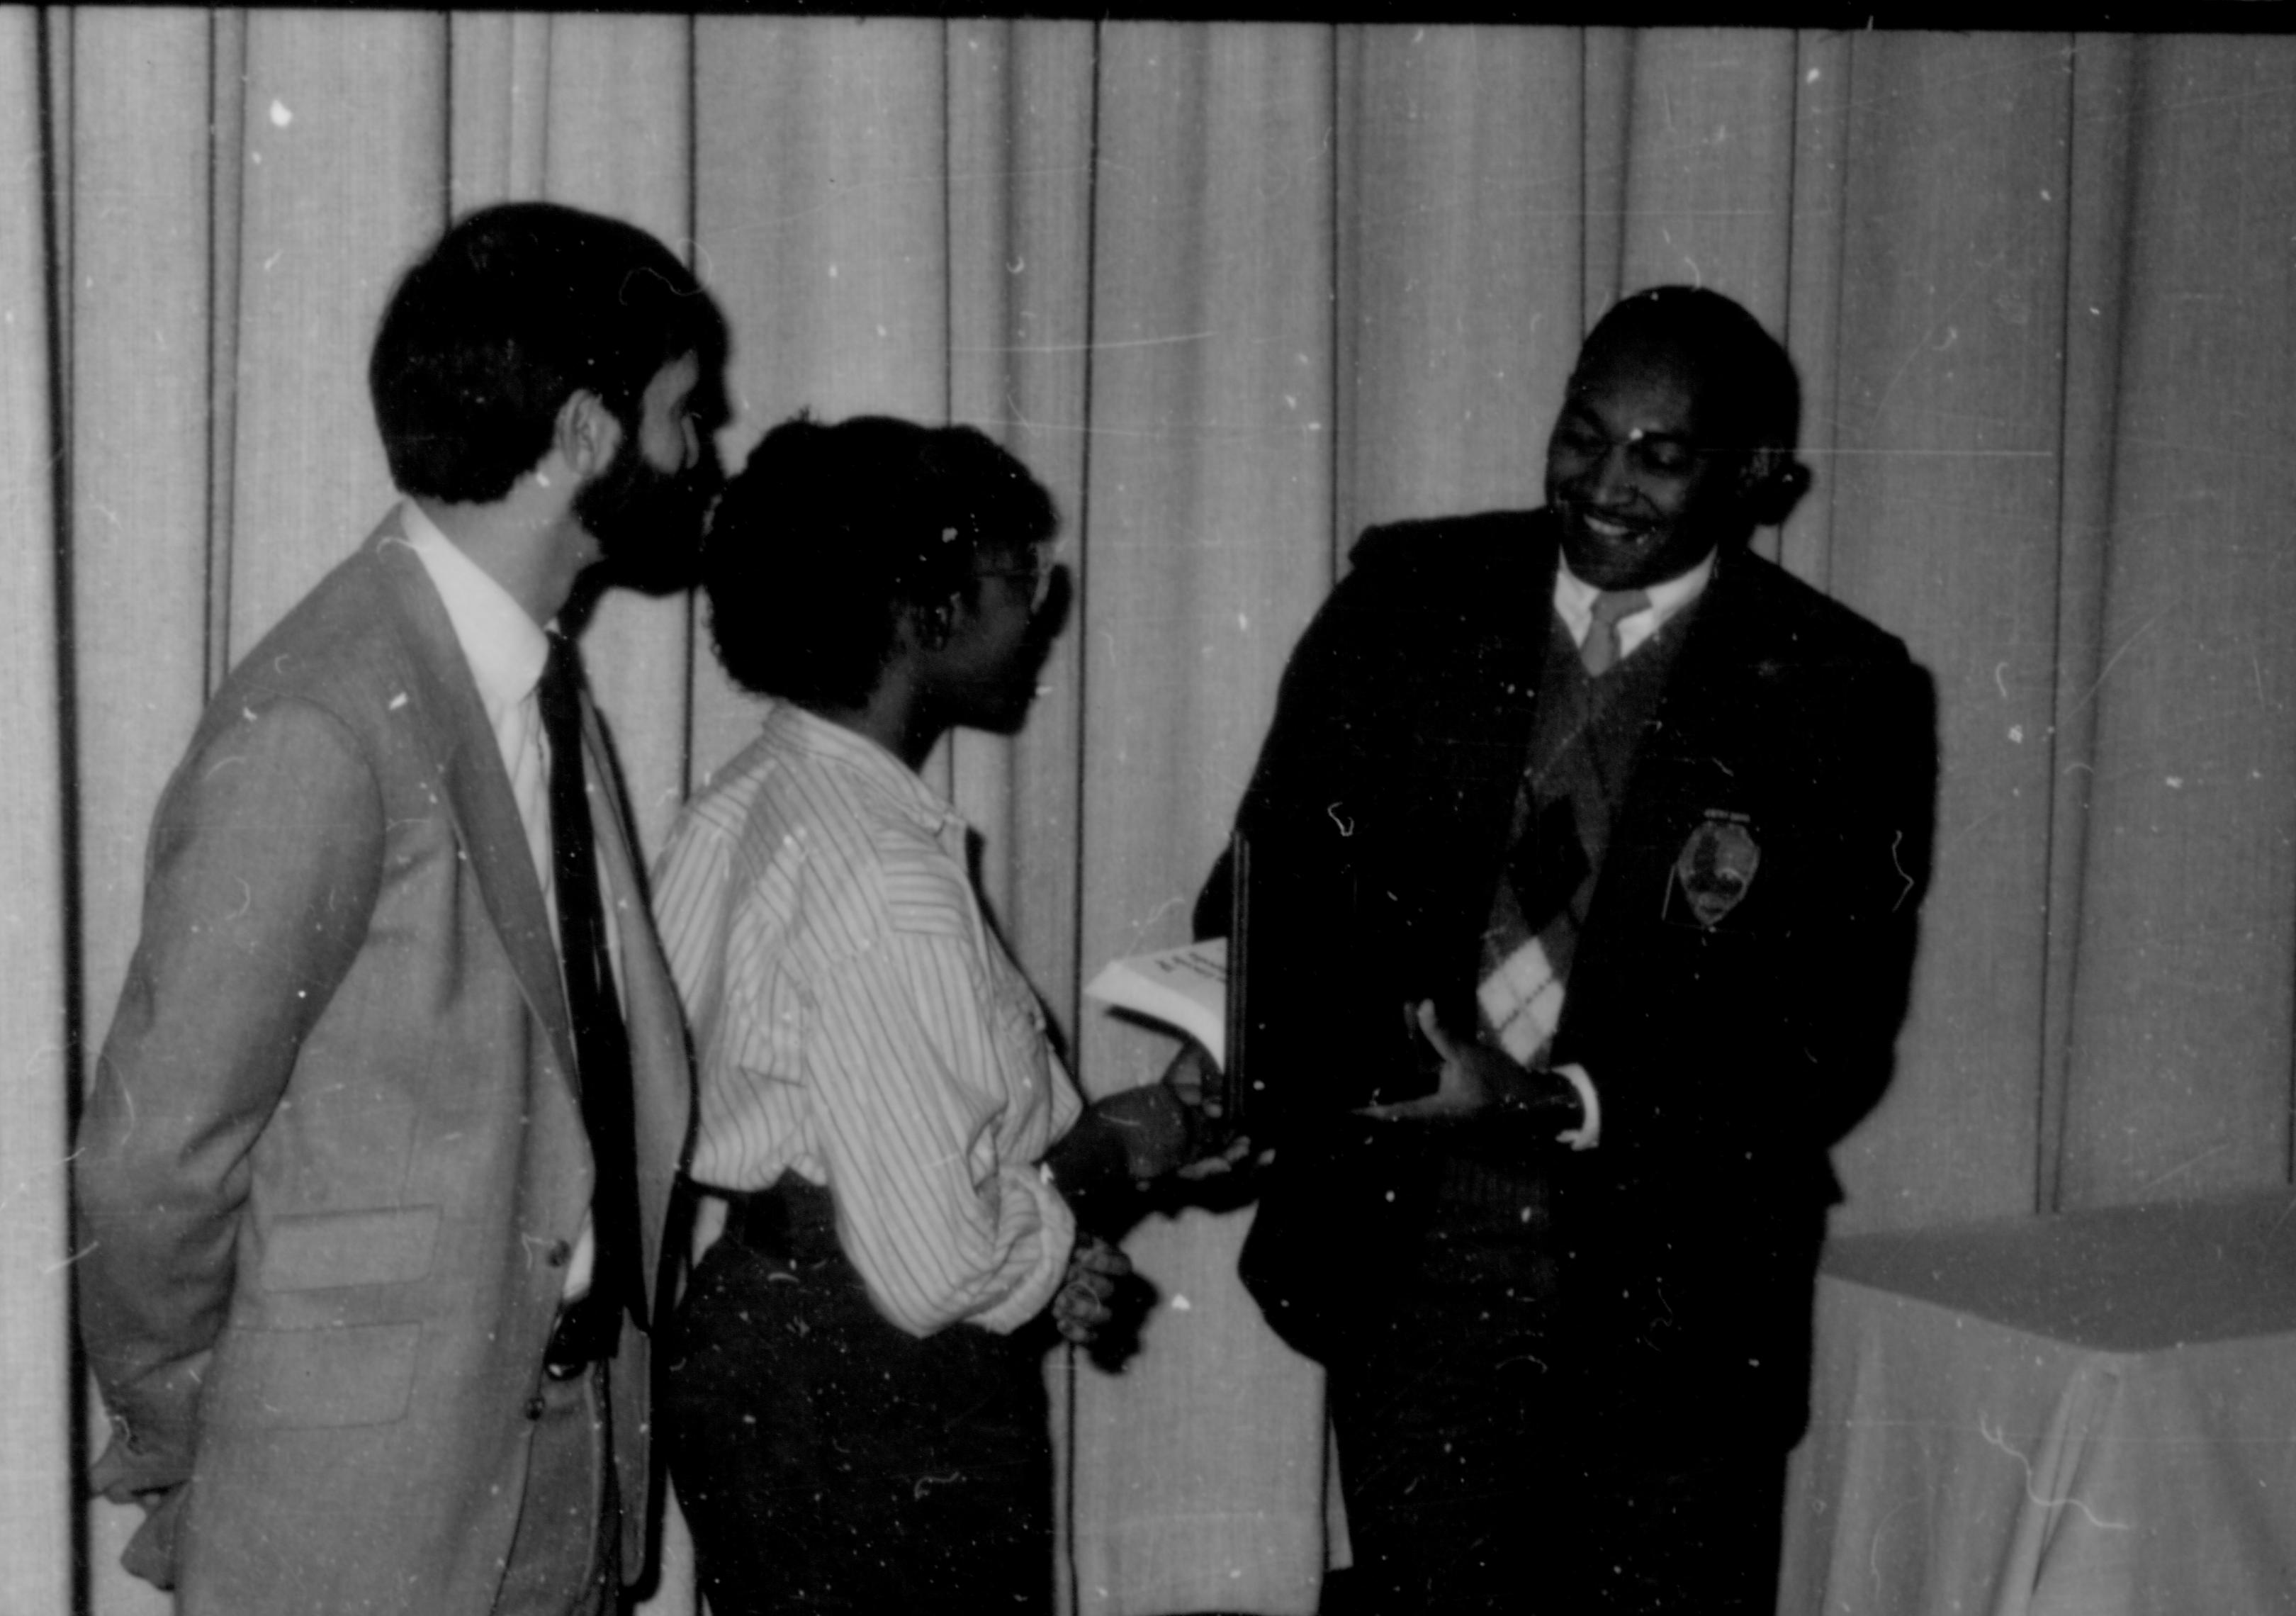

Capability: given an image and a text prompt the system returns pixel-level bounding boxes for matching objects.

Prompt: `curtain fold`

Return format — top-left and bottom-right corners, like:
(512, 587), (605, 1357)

(1614, 27), (1800, 310)
(225, 11), (439, 651)
(945, 18), (1096, 999)
(1060, 27), (1342, 1613)
(1778, 27), (1853, 587)
(1336, 26), (1583, 539)
(64, 20), (215, 1604)
(2060, 35), (2296, 1206)
(9, 16), (2296, 1615)
(689, 14), (955, 810)
(1075, 23), (1339, 1094)
(0, 14), (71, 1612)
(1825, 33), (2087, 1221)
(2038, 33), (2141, 1213)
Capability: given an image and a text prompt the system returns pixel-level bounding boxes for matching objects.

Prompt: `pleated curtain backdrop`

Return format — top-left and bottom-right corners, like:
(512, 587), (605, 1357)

(4, 16), (2293, 1615)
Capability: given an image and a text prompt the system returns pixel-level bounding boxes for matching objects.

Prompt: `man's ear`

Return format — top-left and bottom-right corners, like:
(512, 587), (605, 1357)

(553, 388), (624, 479)
(1740, 444), (1811, 527)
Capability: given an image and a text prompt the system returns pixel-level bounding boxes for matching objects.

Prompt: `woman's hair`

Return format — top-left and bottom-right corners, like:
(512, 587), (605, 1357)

(702, 414), (1058, 708)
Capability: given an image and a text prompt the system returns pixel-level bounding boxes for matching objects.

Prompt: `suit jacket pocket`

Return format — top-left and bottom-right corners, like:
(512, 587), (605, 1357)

(210, 1323), (422, 1429)
(257, 1205), (441, 1292)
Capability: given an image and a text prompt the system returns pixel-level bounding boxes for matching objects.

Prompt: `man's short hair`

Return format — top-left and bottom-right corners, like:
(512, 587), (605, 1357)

(369, 201), (728, 504)
(702, 414), (1059, 709)
(1579, 286), (1808, 524)
(1580, 286), (1800, 451)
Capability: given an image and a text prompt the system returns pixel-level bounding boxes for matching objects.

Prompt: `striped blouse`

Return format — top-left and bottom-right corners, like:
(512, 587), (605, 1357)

(651, 701), (1081, 1337)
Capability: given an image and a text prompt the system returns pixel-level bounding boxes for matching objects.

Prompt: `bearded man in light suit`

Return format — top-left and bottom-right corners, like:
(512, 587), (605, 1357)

(76, 201), (727, 1616)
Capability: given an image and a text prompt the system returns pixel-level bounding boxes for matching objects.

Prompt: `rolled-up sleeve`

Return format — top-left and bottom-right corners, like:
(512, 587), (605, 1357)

(799, 917), (1075, 1335)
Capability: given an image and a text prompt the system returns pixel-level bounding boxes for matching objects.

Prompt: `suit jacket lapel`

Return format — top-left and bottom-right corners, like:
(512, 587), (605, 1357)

(1408, 521), (1556, 986)
(1571, 546), (1778, 987)
(1418, 518), (1555, 805)
(367, 517), (581, 1089)
(1483, 525), (1560, 746)
(1627, 545), (1774, 803)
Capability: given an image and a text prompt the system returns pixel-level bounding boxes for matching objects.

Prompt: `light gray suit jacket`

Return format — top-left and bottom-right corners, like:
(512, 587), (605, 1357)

(77, 512), (694, 1614)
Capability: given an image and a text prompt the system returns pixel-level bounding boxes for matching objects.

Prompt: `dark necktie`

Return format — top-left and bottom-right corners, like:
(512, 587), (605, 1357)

(537, 632), (645, 1353)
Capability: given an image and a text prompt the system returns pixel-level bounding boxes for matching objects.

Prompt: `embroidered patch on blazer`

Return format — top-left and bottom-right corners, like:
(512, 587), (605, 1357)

(1670, 811), (1761, 928)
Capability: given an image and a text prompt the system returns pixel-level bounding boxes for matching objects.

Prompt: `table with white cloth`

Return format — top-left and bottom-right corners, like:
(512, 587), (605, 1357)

(1779, 1189), (2296, 1616)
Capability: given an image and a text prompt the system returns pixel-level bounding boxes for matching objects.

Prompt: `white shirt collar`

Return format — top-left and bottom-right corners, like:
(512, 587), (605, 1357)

(398, 500), (552, 715)
(1551, 546), (1716, 663)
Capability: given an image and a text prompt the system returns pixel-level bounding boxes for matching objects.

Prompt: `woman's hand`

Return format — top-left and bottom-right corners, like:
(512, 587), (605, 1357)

(1052, 1235), (1132, 1345)
(1157, 1041), (1255, 1178)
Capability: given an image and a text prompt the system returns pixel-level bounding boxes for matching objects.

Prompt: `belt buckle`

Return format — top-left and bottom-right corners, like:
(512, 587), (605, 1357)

(542, 1337), (588, 1379)
(543, 1303), (598, 1380)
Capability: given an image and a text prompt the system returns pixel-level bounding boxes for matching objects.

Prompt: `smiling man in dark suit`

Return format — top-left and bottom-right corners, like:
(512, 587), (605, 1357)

(75, 201), (726, 1616)
(1205, 286), (1936, 1613)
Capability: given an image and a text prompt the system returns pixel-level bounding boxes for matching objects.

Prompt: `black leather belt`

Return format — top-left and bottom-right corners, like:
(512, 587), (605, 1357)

(716, 1174), (823, 1265)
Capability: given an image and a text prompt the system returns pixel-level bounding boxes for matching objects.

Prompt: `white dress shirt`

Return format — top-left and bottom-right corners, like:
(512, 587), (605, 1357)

(398, 502), (601, 1298)
(1550, 547), (1714, 663)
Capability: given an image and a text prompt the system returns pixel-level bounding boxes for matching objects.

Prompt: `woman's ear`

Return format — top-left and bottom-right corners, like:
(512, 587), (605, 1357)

(904, 593), (960, 653)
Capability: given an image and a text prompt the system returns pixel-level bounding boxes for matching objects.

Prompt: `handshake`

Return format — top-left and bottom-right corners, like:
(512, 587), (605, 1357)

(1043, 1038), (1254, 1367)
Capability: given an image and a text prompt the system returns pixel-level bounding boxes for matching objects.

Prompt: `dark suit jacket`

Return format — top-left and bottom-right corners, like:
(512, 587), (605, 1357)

(1208, 508), (1935, 1448)
(75, 515), (695, 1615)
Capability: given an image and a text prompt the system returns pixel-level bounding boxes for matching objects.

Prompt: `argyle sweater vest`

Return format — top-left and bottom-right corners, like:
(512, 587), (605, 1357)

(1439, 600), (1696, 1219)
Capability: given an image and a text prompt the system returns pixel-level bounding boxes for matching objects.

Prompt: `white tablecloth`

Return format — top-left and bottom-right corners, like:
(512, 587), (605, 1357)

(1780, 1191), (2296, 1616)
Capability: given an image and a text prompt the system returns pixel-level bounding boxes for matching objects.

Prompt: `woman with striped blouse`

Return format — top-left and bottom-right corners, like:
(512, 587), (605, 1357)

(653, 415), (1202, 1615)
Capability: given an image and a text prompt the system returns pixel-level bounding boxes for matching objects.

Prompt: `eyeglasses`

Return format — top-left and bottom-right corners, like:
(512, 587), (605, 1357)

(975, 551), (1056, 612)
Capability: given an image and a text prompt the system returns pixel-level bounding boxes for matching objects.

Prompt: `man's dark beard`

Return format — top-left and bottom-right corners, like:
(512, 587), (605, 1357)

(573, 434), (720, 597)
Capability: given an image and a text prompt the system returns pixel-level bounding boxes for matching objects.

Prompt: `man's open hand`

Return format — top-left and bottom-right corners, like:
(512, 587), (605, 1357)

(1358, 1001), (1582, 1132)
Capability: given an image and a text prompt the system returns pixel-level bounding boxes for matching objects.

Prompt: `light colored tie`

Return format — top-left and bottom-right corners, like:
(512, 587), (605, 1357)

(1582, 588), (1650, 678)
(508, 688), (554, 901)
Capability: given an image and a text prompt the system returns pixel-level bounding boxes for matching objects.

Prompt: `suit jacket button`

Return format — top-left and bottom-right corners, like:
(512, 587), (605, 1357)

(546, 1240), (571, 1268)
(525, 1395), (547, 1421)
